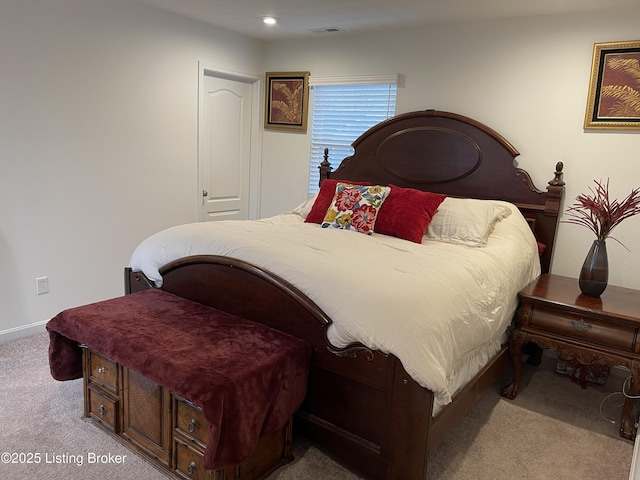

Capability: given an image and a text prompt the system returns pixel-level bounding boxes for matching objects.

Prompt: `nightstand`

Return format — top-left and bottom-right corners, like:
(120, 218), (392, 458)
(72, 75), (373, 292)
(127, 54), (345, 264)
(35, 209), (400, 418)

(501, 273), (640, 440)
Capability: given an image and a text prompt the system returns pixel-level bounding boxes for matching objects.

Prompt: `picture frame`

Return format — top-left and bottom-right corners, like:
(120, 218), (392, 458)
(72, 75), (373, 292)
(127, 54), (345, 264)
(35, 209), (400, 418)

(584, 40), (640, 130)
(264, 71), (310, 132)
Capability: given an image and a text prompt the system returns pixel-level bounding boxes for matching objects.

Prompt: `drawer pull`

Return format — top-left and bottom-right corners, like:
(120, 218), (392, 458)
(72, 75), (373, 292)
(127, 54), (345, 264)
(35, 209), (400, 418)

(187, 461), (197, 475)
(188, 418), (197, 433)
(98, 404), (105, 415)
(571, 319), (593, 333)
(98, 367), (106, 373)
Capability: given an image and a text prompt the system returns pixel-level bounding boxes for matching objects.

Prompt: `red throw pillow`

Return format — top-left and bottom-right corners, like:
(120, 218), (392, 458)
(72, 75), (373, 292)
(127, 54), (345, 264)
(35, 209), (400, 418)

(537, 242), (547, 256)
(305, 179), (370, 224)
(375, 185), (447, 243)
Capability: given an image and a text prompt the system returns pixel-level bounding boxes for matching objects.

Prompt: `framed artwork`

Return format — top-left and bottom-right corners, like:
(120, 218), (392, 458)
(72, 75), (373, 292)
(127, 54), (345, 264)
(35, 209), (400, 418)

(264, 72), (310, 132)
(584, 40), (640, 130)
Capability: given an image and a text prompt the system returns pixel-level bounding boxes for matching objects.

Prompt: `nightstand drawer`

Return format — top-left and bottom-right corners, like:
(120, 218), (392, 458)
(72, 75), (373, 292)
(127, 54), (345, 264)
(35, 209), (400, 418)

(530, 307), (637, 351)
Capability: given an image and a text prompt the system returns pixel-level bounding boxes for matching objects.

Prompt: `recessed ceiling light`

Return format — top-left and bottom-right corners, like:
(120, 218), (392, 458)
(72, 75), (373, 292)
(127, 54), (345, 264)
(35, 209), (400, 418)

(261, 16), (278, 25)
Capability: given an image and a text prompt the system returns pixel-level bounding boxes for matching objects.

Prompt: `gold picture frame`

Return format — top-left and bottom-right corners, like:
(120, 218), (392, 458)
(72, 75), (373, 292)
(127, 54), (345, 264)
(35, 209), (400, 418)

(584, 40), (640, 130)
(264, 71), (310, 132)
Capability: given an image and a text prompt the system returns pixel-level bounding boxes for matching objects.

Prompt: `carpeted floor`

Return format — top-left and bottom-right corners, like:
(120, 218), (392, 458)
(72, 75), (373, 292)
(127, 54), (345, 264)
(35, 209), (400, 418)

(0, 332), (634, 479)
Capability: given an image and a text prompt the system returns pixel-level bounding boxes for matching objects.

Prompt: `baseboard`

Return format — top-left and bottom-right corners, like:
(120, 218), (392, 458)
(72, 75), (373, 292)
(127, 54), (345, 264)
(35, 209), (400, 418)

(0, 320), (48, 344)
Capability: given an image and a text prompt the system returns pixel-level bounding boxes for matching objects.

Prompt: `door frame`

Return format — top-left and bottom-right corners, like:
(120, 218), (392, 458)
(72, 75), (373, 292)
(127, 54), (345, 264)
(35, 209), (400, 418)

(197, 63), (262, 221)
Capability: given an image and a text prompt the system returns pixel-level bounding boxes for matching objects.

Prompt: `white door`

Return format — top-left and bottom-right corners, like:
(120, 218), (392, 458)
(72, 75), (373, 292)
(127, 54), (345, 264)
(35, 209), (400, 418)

(200, 73), (253, 221)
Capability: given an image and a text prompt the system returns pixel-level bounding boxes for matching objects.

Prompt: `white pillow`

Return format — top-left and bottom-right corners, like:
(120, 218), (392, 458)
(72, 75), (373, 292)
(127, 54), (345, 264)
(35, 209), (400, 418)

(424, 197), (512, 247)
(290, 193), (319, 219)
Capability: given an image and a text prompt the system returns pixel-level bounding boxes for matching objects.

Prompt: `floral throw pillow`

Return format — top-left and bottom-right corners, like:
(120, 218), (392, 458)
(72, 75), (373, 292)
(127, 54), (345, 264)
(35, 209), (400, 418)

(321, 183), (390, 235)
(304, 179), (370, 224)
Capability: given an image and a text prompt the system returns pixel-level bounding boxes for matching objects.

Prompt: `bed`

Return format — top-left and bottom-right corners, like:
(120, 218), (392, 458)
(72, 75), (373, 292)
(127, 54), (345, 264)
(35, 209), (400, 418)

(125, 110), (565, 479)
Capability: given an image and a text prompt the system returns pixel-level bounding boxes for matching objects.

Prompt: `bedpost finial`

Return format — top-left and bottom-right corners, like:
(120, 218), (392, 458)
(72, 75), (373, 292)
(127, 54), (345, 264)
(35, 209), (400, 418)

(549, 161), (565, 187)
(318, 148), (332, 187)
(320, 147), (330, 167)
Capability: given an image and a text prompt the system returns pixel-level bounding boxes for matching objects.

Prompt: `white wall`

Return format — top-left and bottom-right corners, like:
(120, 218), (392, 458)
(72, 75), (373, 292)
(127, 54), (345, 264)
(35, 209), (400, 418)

(0, 0), (264, 340)
(261, 6), (640, 291)
(2, 2), (639, 342)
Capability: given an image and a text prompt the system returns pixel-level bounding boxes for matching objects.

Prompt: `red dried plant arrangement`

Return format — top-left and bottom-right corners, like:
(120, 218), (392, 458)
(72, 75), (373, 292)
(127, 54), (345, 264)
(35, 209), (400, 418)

(564, 179), (640, 250)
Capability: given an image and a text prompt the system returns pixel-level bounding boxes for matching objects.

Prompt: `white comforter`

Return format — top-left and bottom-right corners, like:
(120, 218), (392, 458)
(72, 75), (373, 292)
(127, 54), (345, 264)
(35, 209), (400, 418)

(129, 201), (540, 412)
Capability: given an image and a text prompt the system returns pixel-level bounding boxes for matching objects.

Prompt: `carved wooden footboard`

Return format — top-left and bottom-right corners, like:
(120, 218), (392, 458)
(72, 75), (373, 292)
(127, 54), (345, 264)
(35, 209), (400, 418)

(126, 258), (434, 479)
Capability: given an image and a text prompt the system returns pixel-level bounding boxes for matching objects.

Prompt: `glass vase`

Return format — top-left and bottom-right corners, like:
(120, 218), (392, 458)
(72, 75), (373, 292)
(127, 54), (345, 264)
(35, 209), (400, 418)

(578, 239), (608, 297)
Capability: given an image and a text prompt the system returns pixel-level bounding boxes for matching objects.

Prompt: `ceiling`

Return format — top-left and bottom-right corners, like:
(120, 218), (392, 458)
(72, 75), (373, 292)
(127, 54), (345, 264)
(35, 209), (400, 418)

(133, 0), (635, 40)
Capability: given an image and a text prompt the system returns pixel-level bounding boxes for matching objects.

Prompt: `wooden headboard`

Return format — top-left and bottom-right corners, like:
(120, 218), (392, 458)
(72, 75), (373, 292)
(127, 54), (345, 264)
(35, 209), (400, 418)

(319, 109), (565, 273)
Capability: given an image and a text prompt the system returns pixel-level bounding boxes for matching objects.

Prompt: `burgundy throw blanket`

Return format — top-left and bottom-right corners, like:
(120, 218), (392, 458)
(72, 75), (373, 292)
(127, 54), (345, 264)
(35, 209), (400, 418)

(46, 289), (311, 470)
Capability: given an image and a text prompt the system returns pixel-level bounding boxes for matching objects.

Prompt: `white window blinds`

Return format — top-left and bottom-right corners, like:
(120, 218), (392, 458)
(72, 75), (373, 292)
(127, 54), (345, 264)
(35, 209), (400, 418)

(308, 79), (397, 194)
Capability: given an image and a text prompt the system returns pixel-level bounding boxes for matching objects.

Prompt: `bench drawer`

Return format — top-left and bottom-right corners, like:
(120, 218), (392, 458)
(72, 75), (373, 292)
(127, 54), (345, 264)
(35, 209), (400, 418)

(88, 350), (119, 394)
(174, 437), (220, 480)
(175, 396), (210, 448)
(87, 385), (119, 433)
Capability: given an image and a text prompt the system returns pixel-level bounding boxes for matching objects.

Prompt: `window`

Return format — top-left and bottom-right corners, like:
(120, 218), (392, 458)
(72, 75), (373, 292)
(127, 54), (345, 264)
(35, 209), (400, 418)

(308, 76), (397, 194)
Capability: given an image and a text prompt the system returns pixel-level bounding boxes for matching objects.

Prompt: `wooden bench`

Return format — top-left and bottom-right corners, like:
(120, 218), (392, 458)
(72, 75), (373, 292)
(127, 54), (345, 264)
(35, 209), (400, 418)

(47, 289), (312, 480)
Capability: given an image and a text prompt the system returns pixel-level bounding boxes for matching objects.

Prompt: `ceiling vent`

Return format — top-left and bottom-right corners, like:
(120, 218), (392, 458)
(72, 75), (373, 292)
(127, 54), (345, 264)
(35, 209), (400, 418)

(308, 27), (343, 34)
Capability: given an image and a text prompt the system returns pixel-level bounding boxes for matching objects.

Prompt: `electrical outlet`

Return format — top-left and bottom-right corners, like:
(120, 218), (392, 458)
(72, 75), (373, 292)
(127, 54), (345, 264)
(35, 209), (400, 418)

(36, 276), (49, 295)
